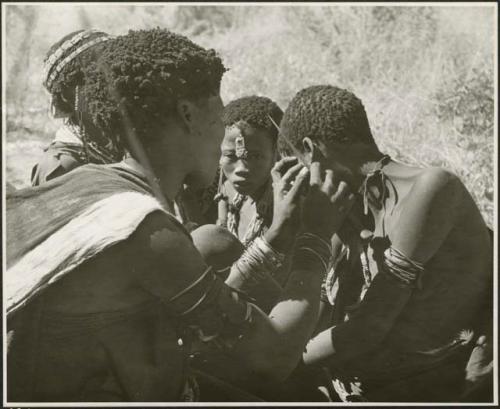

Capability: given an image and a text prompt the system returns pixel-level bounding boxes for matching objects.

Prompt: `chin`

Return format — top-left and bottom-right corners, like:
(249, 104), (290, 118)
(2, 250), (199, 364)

(230, 181), (257, 197)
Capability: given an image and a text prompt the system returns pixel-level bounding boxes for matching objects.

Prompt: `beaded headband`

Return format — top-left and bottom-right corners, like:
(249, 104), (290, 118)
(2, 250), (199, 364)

(43, 29), (113, 92)
(229, 121), (250, 159)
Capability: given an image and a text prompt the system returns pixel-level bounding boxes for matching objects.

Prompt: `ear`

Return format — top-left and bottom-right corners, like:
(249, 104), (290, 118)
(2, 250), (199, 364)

(176, 98), (196, 132)
(302, 137), (316, 165)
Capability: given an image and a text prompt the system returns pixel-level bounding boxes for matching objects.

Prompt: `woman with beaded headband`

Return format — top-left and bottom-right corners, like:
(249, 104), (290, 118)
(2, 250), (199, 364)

(6, 29), (356, 402)
(31, 29), (120, 186)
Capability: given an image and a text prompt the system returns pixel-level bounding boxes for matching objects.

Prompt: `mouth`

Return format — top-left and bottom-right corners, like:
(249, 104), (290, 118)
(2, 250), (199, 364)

(232, 179), (250, 186)
(231, 179), (252, 190)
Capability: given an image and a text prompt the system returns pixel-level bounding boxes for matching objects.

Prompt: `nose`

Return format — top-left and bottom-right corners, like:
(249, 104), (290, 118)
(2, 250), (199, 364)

(234, 160), (250, 177)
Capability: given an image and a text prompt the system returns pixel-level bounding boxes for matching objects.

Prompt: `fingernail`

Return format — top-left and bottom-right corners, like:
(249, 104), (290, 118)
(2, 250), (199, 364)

(299, 167), (309, 175)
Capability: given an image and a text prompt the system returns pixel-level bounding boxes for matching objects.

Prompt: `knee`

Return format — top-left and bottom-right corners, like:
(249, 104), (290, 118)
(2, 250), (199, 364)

(191, 224), (244, 271)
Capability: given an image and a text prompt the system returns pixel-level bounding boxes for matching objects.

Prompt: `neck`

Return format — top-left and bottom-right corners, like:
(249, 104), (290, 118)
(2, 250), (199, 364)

(337, 149), (387, 191)
(150, 152), (191, 202)
(126, 125), (192, 202)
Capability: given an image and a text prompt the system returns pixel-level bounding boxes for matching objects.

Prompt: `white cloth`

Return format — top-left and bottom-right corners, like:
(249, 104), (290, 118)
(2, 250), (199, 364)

(6, 191), (164, 315)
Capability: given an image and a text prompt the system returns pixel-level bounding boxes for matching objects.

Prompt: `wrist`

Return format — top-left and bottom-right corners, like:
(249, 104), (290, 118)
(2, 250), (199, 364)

(229, 236), (286, 289)
(264, 224), (294, 254)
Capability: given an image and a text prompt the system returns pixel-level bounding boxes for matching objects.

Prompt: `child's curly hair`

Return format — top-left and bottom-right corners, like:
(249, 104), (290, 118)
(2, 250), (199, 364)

(222, 95), (283, 141)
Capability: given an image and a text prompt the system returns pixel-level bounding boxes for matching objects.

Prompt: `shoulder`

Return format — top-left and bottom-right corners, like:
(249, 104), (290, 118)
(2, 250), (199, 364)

(409, 167), (464, 204)
(132, 210), (193, 255)
(31, 143), (84, 185)
(413, 167), (462, 191)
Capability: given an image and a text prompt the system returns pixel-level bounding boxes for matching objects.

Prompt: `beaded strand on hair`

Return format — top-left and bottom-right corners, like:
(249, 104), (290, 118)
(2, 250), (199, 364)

(74, 85), (90, 164)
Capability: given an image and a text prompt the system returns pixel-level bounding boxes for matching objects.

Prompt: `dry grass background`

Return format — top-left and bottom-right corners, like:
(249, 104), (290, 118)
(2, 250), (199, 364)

(3, 4), (496, 227)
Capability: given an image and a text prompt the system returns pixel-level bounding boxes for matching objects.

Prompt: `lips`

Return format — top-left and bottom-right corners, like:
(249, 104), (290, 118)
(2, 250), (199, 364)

(232, 179), (250, 187)
(231, 178), (254, 192)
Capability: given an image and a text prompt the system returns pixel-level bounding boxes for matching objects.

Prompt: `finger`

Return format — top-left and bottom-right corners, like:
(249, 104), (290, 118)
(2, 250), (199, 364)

(344, 195), (356, 215)
(330, 182), (351, 211)
(322, 169), (336, 195)
(309, 161), (322, 186)
(332, 181), (350, 201)
(271, 157), (298, 182)
(332, 192), (356, 215)
(287, 167), (310, 199)
(282, 163), (305, 187)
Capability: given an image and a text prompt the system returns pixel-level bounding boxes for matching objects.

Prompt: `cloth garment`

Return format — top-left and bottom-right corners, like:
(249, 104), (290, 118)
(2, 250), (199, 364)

(7, 162), (255, 402)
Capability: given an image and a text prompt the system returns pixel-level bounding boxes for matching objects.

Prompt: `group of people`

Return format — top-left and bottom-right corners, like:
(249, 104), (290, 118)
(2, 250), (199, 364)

(6, 27), (493, 403)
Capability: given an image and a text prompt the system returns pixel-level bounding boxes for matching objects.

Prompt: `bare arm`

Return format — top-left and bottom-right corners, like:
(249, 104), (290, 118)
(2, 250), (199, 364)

(303, 168), (464, 366)
(134, 161), (355, 382)
(131, 209), (325, 382)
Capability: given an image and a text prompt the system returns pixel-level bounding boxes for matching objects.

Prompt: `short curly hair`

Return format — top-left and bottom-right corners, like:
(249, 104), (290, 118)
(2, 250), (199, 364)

(278, 85), (376, 155)
(222, 96), (283, 141)
(50, 28), (226, 151)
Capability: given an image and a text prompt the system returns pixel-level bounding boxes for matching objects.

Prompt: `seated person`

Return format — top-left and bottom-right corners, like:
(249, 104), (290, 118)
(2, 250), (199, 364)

(277, 85), (493, 403)
(6, 30), (355, 403)
(212, 96), (292, 310)
(30, 28), (204, 230)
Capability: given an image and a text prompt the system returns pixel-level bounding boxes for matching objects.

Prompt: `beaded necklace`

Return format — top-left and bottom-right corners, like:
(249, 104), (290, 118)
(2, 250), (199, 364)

(222, 179), (273, 248)
(358, 154), (394, 291)
(324, 155), (396, 305)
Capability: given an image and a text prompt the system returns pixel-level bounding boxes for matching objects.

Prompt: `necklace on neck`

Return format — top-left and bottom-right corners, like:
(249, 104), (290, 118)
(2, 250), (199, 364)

(358, 154), (392, 215)
(225, 180), (273, 247)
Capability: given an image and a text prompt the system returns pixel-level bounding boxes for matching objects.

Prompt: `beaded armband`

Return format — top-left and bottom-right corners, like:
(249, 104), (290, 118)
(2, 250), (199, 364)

(380, 246), (425, 289)
(168, 266), (254, 345)
(231, 236), (286, 287)
(293, 232), (332, 278)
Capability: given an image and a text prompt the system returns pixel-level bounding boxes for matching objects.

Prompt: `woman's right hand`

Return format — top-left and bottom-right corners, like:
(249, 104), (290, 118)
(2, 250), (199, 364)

(302, 161), (356, 241)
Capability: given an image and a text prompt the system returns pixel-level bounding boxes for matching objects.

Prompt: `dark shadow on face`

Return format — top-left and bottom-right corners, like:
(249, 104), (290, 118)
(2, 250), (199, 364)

(185, 94), (225, 189)
(220, 123), (276, 197)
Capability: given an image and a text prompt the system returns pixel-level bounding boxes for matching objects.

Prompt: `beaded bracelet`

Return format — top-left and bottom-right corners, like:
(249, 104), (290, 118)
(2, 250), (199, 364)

(293, 232), (333, 277)
(381, 246), (425, 289)
(232, 235), (286, 286)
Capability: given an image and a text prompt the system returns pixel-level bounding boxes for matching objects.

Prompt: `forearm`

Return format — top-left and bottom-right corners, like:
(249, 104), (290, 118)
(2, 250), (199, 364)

(303, 272), (413, 366)
(265, 266), (324, 371)
(233, 233), (330, 380)
(224, 234), (286, 293)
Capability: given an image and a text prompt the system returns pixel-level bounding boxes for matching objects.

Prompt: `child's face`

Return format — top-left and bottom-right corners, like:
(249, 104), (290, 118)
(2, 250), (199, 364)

(220, 121), (276, 196)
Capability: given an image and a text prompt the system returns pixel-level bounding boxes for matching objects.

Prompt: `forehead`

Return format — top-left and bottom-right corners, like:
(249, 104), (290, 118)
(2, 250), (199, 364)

(222, 122), (274, 150)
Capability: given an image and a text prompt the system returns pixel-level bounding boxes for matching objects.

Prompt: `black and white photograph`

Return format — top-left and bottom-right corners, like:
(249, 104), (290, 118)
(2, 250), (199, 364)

(2, 1), (497, 405)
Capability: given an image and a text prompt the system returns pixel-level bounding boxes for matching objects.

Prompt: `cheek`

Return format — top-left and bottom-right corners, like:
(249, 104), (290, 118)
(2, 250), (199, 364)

(260, 154), (276, 173)
(221, 161), (236, 177)
(250, 157), (274, 181)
